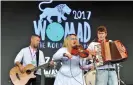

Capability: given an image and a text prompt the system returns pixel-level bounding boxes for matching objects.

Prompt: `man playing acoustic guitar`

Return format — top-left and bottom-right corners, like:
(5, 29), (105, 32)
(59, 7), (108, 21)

(13, 34), (45, 85)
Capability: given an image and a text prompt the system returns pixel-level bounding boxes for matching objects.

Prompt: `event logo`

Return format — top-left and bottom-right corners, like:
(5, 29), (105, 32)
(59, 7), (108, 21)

(33, 2), (92, 49)
(39, 4), (71, 23)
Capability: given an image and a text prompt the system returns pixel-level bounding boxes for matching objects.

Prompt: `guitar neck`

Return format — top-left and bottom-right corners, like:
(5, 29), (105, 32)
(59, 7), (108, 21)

(31, 63), (49, 72)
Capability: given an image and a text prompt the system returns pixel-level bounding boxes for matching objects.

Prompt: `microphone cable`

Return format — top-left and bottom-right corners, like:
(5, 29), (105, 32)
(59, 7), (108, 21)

(70, 57), (85, 85)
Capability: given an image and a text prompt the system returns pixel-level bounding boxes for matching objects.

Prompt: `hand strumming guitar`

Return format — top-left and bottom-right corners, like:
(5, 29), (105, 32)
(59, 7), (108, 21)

(15, 61), (24, 73)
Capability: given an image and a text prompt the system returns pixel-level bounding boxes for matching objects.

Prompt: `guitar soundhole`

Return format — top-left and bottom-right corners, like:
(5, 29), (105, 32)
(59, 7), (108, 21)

(16, 73), (20, 80)
(26, 70), (31, 74)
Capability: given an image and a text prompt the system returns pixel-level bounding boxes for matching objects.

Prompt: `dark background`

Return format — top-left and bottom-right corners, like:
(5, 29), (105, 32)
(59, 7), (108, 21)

(1, 1), (133, 85)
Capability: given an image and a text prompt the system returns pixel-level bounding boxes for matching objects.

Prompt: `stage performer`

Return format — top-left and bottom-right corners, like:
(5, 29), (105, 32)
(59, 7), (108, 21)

(14, 34), (45, 85)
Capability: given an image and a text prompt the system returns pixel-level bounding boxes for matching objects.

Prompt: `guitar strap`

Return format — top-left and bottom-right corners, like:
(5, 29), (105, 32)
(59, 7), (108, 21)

(36, 49), (39, 67)
(32, 49), (39, 74)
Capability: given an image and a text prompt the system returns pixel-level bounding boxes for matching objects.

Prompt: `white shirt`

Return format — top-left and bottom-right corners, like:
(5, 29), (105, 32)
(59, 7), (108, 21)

(87, 42), (115, 69)
(14, 46), (45, 75)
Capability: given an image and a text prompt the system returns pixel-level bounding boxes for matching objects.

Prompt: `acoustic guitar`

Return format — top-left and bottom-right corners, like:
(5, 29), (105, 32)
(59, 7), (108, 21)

(9, 63), (50, 85)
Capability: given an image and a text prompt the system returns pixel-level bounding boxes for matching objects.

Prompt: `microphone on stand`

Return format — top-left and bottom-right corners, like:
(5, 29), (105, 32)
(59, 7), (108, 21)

(87, 37), (98, 69)
(92, 55), (97, 70)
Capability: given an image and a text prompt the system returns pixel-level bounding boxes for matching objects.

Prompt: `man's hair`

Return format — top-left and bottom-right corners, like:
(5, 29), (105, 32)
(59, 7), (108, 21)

(97, 26), (107, 33)
(31, 34), (41, 39)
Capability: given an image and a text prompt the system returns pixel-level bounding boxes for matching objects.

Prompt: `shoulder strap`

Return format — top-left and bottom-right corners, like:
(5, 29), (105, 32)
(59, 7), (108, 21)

(36, 49), (39, 67)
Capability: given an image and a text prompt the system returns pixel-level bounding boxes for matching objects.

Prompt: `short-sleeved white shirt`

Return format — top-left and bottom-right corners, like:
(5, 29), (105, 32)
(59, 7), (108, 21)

(14, 46), (45, 75)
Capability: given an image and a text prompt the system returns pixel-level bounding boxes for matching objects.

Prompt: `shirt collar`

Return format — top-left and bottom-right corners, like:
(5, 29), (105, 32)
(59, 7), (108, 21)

(29, 46), (37, 53)
(98, 39), (108, 43)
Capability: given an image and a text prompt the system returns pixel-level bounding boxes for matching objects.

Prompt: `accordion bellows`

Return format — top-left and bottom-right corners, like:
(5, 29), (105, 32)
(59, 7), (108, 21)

(95, 40), (128, 66)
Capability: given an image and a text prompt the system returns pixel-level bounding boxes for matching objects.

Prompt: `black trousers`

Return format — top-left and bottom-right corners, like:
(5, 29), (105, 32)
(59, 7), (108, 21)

(26, 74), (41, 85)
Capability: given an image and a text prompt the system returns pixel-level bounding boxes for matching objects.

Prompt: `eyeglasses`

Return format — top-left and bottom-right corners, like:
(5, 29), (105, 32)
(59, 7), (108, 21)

(70, 38), (77, 40)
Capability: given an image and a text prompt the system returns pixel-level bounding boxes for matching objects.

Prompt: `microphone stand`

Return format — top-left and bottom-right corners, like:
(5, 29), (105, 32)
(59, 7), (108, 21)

(92, 55), (97, 70)
(37, 46), (45, 85)
(41, 68), (45, 85)
(117, 63), (126, 85)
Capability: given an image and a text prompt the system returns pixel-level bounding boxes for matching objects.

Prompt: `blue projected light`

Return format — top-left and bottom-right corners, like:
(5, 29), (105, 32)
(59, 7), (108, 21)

(46, 22), (64, 41)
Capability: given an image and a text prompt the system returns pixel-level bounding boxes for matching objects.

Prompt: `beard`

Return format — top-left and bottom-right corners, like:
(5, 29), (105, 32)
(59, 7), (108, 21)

(33, 44), (39, 49)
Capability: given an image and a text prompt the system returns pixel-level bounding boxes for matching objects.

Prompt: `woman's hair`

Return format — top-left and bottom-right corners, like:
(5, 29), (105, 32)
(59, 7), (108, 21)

(62, 34), (79, 52)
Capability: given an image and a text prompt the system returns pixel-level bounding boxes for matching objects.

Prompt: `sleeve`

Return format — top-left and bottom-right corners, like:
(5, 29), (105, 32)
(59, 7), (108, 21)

(87, 42), (94, 51)
(14, 49), (24, 64)
(52, 48), (66, 61)
(80, 58), (87, 66)
(80, 58), (94, 71)
(39, 51), (45, 65)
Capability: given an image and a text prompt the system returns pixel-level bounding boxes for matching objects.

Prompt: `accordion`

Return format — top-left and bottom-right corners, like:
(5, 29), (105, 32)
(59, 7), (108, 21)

(94, 40), (128, 67)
